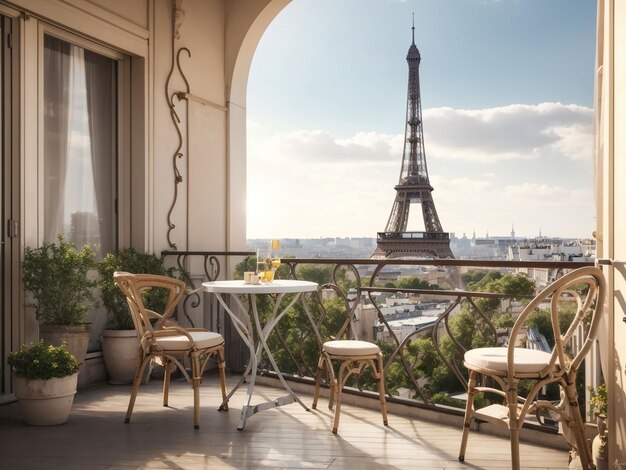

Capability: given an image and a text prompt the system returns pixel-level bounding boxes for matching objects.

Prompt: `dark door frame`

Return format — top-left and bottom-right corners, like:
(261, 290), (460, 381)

(1, 13), (20, 396)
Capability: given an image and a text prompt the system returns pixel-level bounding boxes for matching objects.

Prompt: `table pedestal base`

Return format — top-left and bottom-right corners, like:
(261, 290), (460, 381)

(238, 394), (298, 431)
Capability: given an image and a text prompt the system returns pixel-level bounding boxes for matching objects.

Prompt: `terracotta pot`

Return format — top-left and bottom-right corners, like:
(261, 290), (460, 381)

(102, 329), (138, 384)
(40, 324), (92, 365)
(13, 373), (78, 425)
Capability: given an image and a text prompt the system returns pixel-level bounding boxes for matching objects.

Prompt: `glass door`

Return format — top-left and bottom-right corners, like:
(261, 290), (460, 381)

(0, 17), (4, 395)
(1, 13), (18, 397)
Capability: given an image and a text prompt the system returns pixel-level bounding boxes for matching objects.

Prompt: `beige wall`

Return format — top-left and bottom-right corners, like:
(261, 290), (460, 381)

(610, 0), (626, 461)
(6, 0), (289, 341)
(596, 0), (626, 463)
(14, 0), (288, 252)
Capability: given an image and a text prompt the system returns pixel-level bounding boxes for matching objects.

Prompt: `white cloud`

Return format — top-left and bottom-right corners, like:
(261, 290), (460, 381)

(267, 129), (403, 164)
(423, 102), (593, 162)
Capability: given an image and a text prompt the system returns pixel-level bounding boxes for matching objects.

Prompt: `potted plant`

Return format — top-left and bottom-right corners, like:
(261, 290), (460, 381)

(8, 341), (79, 425)
(97, 248), (175, 384)
(589, 383), (608, 470)
(22, 236), (97, 365)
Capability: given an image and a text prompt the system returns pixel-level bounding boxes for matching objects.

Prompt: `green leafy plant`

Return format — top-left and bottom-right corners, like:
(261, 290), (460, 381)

(589, 383), (607, 419)
(22, 235), (97, 325)
(97, 248), (176, 330)
(8, 340), (79, 380)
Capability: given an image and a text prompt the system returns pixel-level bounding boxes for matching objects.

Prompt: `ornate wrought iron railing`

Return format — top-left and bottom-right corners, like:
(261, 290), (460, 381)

(163, 251), (593, 417)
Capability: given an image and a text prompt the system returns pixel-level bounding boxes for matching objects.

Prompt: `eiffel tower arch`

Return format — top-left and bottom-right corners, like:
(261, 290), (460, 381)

(373, 22), (454, 262)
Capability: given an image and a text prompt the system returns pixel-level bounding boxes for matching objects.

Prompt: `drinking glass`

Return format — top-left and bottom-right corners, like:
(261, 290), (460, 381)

(257, 247), (274, 283)
(270, 239), (281, 271)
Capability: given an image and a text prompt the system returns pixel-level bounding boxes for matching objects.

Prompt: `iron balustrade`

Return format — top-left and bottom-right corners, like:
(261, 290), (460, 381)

(163, 251), (594, 425)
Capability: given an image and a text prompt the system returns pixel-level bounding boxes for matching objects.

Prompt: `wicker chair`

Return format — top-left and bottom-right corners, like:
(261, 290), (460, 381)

(114, 272), (228, 429)
(311, 285), (388, 434)
(458, 266), (606, 470)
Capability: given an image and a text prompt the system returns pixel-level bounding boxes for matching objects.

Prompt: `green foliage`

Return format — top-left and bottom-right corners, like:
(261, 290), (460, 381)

(448, 309), (496, 350)
(485, 274), (535, 300)
(298, 264), (338, 285)
(385, 336), (461, 398)
(516, 379), (555, 399)
(493, 313), (515, 328)
(234, 255), (255, 277)
(468, 273), (536, 318)
(396, 276), (441, 290)
(430, 392), (466, 409)
(588, 383), (607, 418)
(464, 270), (503, 290)
(525, 302), (576, 347)
(22, 236), (97, 325)
(461, 269), (490, 286)
(8, 340), (79, 379)
(369, 276), (440, 291)
(97, 248), (176, 330)
(525, 309), (553, 344)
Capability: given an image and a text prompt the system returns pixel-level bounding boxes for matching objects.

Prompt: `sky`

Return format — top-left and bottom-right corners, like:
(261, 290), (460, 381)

(246, 0), (597, 240)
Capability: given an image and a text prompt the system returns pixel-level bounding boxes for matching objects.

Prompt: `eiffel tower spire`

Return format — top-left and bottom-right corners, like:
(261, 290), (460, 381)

(373, 21), (453, 259)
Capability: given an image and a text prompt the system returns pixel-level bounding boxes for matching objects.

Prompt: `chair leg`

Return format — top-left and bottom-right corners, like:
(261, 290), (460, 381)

(163, 357), (172, 407)
(328, 374), (336, 411)
(191, 353), (201, 429)
(325, 356), (338, 412)
(312, 355), (325, 410)
(217, 347), (229, 412)
(332, 361), (349, 434)
(507, 383), (521, 470)
(459, 370), (477, 462)
(509, 425), (521, 470)
(564, 378), (593, 470)
(376, 354), (388, 426)
(125, 354), (151, 424)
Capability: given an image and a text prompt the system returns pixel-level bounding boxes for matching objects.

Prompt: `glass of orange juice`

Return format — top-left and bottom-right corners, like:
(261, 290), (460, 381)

(270, 239), (281, 272)
(257, 246), (274, 283)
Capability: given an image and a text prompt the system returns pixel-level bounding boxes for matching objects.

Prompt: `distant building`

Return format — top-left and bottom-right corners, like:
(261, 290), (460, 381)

(508, 238), (595, 289)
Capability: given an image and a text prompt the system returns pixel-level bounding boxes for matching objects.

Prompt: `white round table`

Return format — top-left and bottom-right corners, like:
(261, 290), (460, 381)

(203, 279), (318, 295)
(202, 279), (318, 430)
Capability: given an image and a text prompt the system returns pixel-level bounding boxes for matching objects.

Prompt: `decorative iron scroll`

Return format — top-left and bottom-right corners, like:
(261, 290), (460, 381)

(163, 1), (227, 249)
(164, 37), (191, 249)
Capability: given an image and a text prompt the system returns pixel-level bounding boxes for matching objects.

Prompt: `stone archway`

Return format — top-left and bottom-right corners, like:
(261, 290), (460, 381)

(224, 0), (290, 255)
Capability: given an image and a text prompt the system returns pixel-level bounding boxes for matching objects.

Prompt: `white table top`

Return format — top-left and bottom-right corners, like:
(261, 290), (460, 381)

(202, 279), (318, 294)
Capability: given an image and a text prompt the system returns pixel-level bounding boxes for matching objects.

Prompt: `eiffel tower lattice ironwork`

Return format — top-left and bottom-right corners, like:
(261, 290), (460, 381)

(373, 23), (454, 260)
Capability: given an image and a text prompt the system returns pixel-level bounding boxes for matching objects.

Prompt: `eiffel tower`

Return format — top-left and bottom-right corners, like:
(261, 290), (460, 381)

(373, 22), (454, 260)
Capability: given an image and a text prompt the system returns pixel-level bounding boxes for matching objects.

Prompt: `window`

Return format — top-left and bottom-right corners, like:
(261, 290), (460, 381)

(43, 34), (118, 256)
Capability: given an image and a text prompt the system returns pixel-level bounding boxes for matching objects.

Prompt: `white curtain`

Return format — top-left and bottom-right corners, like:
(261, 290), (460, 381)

(43, 36), (71, 242)
(84, 49), (116, 256)
(43, 35), (116, 255)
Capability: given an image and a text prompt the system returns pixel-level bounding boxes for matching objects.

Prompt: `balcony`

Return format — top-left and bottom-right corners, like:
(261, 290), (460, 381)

(1, 253), (594, 468)
(0, 376), (569, 469)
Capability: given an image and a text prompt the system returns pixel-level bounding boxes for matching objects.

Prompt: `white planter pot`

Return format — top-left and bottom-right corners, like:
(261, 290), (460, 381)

(13, 373), (78, 425)
(102, 329), (139, 384)
(40, 324), (92, 365)
(593, 416), (609, 470)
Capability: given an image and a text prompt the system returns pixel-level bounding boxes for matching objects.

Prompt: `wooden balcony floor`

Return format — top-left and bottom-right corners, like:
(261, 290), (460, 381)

(0, 375), (570, 469)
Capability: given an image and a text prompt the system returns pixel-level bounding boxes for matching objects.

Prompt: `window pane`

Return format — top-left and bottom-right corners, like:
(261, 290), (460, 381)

(43, 35), (117, 256)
